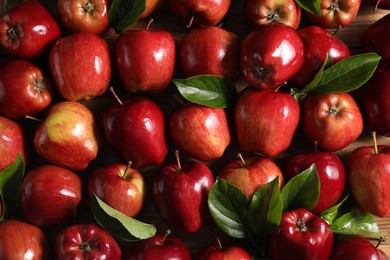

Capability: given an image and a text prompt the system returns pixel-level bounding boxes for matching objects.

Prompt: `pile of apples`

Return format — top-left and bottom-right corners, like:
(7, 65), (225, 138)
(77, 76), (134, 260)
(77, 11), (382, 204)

(0, 0), (390, 259)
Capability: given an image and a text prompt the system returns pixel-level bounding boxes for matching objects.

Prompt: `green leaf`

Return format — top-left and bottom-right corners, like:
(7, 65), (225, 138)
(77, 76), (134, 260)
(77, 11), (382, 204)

(0, 194), (5, 222)
(312, 53), (381, 94)
(281, 164), (320, 212)
(247, 177), (282, 243)
(301, 53), (333, 93)
(320, 190), (352, 225)
(295, 0), (321, 16)
(208, 177), (250, 239)
(331, 210), (382, 239)
(91, 194), (156, 242)
(172, 75), (237, 108)
(0, 154), (25, 219)
(108, 0), (146, 33)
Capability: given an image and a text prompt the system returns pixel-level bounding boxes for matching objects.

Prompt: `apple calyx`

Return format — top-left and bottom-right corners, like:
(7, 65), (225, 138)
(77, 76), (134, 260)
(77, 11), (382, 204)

(33, 78), (46, 92)
(120, 161), (133, 179)
(160, 229), (172, 246)
(6, 25), (21, 41)
(327, 105), (339, 116)
(82, 1), (95, 14)
(296, 218), (308, 232)
(79, 241), (92, 252)
(267, 10), (280, 24)
(108, 87), (124, 106)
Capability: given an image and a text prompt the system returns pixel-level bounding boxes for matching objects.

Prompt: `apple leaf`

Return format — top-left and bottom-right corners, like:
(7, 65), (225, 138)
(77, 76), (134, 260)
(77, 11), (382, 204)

(91, 194), (156, 242)
(294, 0), (321, 16)
(280, 164), (320, 212)
(208, 177), (250, 239)
(300, 53), (333, 94)
(0, 154), (24, 220)
(108, 0), (146, 33)
(172, 75), (237, 108)
(320, 191), (353, 225)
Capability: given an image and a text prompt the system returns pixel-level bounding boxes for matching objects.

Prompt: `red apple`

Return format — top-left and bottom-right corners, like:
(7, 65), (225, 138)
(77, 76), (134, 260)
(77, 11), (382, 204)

(57, 0), (109, 35)
(20, 165), (82, 227)
(0, 219), (51, 259)
(56, 223), (122, 260)
(49, 32), (111, 101)
(284, 151), (346, 214)
(87, 162), (145, 218)
(168, 0), (232, 28)
(240, 23), (304, 90)
(115, 22), (176, 94)
(330, 235), (389, 260)
(347, 133), (390, 217)
(300, 92), (363, 152)
(102, 89), (168, 169)
(33, 101), (101, 171)
(125, 231), (191, 260)
(245, 0), (301, 29)
(180, 26), (241, 81)
(152, 151), (215, 233)
(266, 208), (334, 260)
(289, 25), (350, 88)
(0, 0), (62, 59)
(219, 154), (284, 198)
(0, 116), (26, 171)
(196, 237), (252, 260)
(0, 59), (53, 119)
(168, 103), (231, 162)
(304, 0), (361, 29)
(234, 87), (300, 158)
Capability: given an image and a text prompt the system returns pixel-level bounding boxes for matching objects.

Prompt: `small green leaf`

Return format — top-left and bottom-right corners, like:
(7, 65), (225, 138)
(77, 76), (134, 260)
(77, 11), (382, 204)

(91, 194), (156, 242)
(0, 194), (5, 222)
(247, 177), (282, 243)
(312, 53), (381, 94)
(108, 0), (146, 33)
(301, 53), (333, 93)
(172, 75), (237, 108)
(331, 210), (382, 239)
(208, 177), (250, 239)
(320, 190), (352, 225)
(295, 0), (321, 16)
(281, 164), (320, 212)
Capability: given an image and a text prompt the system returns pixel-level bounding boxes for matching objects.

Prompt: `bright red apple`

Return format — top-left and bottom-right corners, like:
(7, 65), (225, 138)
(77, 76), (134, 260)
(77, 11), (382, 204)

(196, 237), (252, 260)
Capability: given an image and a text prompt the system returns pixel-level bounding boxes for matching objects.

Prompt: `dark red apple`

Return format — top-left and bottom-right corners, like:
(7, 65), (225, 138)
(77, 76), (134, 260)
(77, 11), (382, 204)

(49, 32), (111, 101)
(168, 103), (231, 162)
(234, 87), (300, 158)
(196, 238), (252, 260)
(300, 92), (363, 152)
(56, 223), (122, 260)
(20, 165), (82, 227)
(180, 26), (241, 81)
(284, 151), (346, 214)
(115, 22), (176, 94)
(152, 151), (215, 233)
(240, 23), (304, 90)
(0, 59), (53, 119)
(219, 154), (284, 198)
(0, 219), (51, 259)
(87, 162), (145, 218)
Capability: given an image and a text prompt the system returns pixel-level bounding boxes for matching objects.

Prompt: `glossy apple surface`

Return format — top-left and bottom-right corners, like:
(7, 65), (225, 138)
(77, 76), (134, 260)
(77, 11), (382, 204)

(240, 24), (304, 90)
(49, 32), (111, 101)
(234, 87), (300, 158)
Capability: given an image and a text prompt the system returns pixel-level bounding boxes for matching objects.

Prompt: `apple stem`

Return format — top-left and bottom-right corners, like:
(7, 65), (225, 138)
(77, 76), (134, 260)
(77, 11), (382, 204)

(160, 229), (171, 245)
(186, 13), (195, 28)
(25, 115), (42, 123)
(376, 236), (385, 248)
(175, 150), (182, 172)
(146, 18), (154, 31)
(237, 153), (246, 167)
(108, 87), (123, 106)
(372, 131), (379, 155)
(313, 141), (318, 153)
(331, 26), (341, 38)
(121, 161), (132, 178)
(274, 82), (286, 92)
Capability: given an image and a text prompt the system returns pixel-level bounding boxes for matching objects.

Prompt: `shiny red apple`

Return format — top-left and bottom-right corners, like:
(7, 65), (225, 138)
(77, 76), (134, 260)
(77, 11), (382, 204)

(196, 238), (252, 260)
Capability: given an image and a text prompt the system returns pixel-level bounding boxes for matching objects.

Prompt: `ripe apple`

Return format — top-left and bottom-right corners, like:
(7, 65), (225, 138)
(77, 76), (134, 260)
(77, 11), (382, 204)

(87, 162), (145, 218)
(0, 219), (51, 259)
(125, 231), (191, 260)
(289, 25), (350, 88)
(284, 151), (346, 213)
(102, 89), (168, 169)
(245, 0), (301, 29)
(240, 23), (304, 90)
(347, 133), (390, 217)
(180, 26), (241, 81)
(114, 22), (176, 94)
(219, 154), (284, 198)
(168, 0), (232, 28)
(55, 223), (122, 260)
(49, 32), (111, 101)
(168, 103), (231, 162)
(362, 13), (390, 70)
(0, 0), (62, 59)
(304, 0), (361, 29)
(19, 165), (82, 227)
(32, 101), (100, 171)
(0, 59), (53, 119)
(196, 237), (252, 260)
(300, 92), (363, 152)
(330, 235), (389, 260)
(57, 0), (109, 35)
(234, 87), (300, 158)
(152, 151), (215, 233)
(0, 116), (26, 171)
(266, 208), (334, 260)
